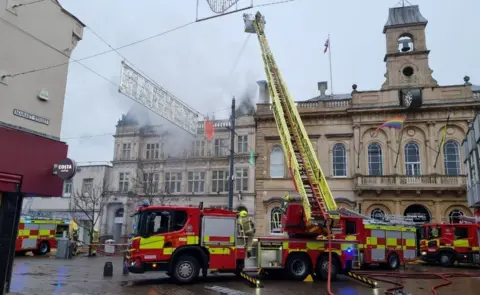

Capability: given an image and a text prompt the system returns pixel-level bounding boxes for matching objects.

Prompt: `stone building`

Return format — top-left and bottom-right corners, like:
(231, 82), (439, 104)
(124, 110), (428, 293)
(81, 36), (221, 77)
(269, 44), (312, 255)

(254, 4), (480, 236)
(100, 110), (256, 242)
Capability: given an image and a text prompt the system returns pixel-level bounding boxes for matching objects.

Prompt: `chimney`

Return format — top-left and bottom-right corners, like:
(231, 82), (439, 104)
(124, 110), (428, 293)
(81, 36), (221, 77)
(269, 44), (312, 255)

(318, 81), (328, 97)
(257, 80), (270, 103)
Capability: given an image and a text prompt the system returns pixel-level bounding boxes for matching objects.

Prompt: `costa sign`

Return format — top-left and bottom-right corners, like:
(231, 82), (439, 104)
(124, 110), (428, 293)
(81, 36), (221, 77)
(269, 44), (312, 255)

(54, 158), (77, 180)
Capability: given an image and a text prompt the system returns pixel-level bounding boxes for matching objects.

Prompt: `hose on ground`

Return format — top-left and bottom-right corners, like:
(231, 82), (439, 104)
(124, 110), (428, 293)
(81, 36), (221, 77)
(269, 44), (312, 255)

(354, 270), (480, 295)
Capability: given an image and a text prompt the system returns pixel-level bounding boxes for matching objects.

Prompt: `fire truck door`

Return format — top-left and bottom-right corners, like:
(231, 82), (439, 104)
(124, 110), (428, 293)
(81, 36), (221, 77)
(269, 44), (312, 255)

(367, 229), (386, 261)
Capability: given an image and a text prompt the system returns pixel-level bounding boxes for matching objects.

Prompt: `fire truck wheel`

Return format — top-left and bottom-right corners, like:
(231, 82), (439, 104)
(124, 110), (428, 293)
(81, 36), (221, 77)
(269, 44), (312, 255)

(286, 253), (311, 281)
(35, 242), (50, 255)
(387, 253), (400, 270)
(439, 252), (454, 267)
(172, 255), (199, 284)
(317, 255), (339, 281)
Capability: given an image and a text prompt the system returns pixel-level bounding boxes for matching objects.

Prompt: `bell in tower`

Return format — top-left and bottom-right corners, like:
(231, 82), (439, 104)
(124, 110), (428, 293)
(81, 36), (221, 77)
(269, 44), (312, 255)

(398, 36), (413, 52)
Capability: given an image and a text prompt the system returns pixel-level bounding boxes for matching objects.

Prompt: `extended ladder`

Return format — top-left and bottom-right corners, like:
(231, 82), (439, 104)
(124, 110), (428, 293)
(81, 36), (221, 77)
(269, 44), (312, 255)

(244, 12), (338, 228)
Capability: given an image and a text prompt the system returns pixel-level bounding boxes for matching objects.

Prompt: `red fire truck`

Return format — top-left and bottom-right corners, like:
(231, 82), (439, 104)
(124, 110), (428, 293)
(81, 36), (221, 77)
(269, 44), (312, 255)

(419, 216), (480, 266)
(125, 202), (358, 283)
(16, 216), (70, 256)
(283, 200), (418, 269)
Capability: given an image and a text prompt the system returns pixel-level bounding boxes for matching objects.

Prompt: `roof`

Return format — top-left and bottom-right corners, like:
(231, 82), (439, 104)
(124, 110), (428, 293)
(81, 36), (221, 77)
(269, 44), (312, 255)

(473, 85), (480, 92)
(54, 0), (86, 27)
(307, 93), (351, 102)
(384, 5), (428, 33)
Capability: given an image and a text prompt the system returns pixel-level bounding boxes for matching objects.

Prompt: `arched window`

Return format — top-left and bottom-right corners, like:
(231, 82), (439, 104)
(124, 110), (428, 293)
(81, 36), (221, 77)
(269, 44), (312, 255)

(404, 142), (421, 176)
(270, 147), (285, 178)
(371, 208), (385, 220)
(368, 143), (383, 176)
(448, 209), (464, 224)
(270, 207), (283, 234)
(332, 143), (347, 177)
(444, 141), (461, 176)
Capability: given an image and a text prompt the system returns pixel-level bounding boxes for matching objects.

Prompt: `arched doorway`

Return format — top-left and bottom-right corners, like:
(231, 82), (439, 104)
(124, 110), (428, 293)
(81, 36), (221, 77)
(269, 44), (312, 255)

(403, 204), (431, 224)
(113, 208), (124, 242)
(448, 209), (464, 224)
(371, 208), (386, 221)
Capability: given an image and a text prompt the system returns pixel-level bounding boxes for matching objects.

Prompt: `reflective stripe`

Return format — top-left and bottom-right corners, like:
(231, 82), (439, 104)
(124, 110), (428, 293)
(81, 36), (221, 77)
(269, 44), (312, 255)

(345, 235), (357, 241)
(453, 240), (469, 247)
(163, 248), (174, 255)
(405, 239), (415, 247)
(209, 247), (231, 255)
(39, 229), (51, 236)
(139, 236), (164, 249)
(187, 236), (199, 244)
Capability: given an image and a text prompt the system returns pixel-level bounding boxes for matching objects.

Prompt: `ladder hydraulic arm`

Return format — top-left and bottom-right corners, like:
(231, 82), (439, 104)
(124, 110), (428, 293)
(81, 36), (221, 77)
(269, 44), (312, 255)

(244, 12), (338, 230)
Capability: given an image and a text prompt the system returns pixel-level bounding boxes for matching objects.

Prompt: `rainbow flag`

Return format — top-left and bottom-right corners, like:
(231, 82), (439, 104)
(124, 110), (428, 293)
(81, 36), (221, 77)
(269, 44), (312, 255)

(376, 115), (406, 132)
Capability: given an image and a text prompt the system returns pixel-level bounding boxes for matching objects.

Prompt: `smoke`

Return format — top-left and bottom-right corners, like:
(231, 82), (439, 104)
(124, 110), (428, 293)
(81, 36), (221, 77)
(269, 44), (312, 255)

(235, 85), (256, 117)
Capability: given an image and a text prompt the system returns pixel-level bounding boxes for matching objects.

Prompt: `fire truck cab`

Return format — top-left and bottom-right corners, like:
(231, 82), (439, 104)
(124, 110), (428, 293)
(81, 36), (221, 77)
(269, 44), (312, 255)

(126, 203), (247, 283)
(419, 221), (480, 266)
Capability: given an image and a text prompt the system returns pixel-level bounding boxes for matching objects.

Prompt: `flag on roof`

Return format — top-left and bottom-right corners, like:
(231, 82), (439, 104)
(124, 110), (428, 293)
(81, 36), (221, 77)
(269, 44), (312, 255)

(375, 115), (406, 132)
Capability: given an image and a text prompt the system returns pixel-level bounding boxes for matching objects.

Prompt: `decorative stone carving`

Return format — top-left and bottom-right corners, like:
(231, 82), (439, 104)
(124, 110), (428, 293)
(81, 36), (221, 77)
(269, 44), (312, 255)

(407, 129), (415, 137)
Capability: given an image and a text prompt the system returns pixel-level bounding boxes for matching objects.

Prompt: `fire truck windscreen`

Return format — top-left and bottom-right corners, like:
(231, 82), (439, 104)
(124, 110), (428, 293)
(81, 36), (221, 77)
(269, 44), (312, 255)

(132, 213), (140, 236)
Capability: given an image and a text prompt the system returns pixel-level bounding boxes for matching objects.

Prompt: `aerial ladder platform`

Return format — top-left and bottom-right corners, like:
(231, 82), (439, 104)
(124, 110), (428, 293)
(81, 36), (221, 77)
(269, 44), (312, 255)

(244, 12), (339, 233)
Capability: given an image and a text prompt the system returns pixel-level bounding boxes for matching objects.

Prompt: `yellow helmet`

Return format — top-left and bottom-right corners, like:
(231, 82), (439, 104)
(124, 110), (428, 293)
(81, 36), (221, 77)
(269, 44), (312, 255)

(94, 228), (99, 233)
(285, 193), (291, 201)
(239, 210), (248, 217)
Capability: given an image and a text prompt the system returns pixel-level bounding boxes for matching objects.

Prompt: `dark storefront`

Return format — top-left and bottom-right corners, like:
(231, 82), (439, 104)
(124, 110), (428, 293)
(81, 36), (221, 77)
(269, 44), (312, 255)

(0, 126), (69, 294)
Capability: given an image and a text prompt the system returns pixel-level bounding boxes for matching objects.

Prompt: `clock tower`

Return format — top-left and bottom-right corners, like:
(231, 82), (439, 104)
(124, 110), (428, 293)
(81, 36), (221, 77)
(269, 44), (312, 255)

(381, 5), (438, 109)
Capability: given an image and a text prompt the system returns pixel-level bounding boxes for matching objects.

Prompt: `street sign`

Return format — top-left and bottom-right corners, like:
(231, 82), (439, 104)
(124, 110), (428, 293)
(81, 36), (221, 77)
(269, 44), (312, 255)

(119, 61), (199, 135)
(54, 158), (77, 180)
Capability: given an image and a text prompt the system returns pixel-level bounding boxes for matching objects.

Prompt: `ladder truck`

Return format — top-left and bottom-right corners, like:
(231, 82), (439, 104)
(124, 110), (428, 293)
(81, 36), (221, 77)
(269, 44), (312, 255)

(245, 11), (418, 271)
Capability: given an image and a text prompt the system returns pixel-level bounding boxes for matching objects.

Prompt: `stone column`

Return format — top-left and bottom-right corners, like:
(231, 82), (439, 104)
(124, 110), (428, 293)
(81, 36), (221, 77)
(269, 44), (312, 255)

(426, 121), (436, 174)
(395, 201), (401, 215)
(353, 124), (361, 174)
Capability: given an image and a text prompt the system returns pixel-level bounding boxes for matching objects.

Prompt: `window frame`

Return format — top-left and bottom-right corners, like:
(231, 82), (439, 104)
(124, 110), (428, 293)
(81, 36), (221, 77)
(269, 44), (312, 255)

(237, 135), (249, 153)
(270, 206), (283, 234)
(270, 146), (285, 179)
(404, 141), (421, 176)
(118, 172), (130, 193)
(211, 170), (229, 193)
(187, 171), (205, 193)
(367, 143), (383, 176)
(165, 172), (183, 193)
(443, 140), (461, 176)
(332, 143), (347, 177)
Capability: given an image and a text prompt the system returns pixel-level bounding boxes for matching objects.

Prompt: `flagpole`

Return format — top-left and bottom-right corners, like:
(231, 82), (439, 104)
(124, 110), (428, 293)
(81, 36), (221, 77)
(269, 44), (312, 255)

(328, 34), (333, 96)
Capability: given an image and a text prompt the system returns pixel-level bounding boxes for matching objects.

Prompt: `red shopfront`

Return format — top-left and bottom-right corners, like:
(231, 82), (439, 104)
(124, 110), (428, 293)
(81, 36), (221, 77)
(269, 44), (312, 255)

(0, 126), (68, 294)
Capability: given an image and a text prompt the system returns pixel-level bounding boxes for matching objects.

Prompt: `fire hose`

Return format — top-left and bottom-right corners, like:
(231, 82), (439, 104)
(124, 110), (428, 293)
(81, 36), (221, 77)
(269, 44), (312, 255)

(353, 270), (480, 295)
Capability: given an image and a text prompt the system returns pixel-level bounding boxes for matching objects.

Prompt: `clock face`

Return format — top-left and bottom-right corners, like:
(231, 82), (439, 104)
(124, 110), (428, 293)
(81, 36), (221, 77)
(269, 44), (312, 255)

(403, 92), (413, 107)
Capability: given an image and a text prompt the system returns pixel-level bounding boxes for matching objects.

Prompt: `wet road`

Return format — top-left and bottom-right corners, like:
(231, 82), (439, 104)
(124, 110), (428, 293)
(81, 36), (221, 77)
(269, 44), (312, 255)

(9, 255), (480, 295)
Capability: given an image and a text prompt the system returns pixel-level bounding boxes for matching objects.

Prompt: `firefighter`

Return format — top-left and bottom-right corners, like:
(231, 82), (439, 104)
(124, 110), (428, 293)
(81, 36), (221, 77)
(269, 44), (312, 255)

(91, 228), (100, 256)
(238, 210), (255, 256)
(71, 228), (79, 256)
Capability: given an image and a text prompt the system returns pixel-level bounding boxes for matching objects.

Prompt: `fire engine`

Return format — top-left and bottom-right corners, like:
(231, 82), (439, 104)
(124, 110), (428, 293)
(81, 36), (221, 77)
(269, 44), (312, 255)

(419, 215), (480, 266)
(282, 199), (418, 269)
(125, 11), (417, 285)
(16, 216), (70, 256)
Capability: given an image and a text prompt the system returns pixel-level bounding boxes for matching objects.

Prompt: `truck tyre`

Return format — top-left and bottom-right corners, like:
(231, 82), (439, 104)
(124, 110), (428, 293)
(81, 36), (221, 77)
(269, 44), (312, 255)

(34, 242), (50, 256)
(317, 255), (339, 281)
(172, 255), (199, 284)
(387, 253), (400, 270)
(439, 252), (454, 267)
(285, 253), (311, 281)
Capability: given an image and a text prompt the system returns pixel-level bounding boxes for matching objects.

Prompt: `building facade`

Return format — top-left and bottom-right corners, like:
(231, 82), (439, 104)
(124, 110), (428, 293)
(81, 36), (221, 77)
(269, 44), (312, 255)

(22, 163), (112, 244)
(0, 0), (84, 196)
(99, 111), (256, 242)
(462, 108), (480, 218)
(0, 2), (84, 292)
(254, 4), (480, 236)
(0, 0), (84, 139)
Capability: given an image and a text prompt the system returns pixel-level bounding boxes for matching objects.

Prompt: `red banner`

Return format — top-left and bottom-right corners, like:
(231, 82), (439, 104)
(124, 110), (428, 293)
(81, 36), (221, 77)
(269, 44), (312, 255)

(204, 120), (215, 141)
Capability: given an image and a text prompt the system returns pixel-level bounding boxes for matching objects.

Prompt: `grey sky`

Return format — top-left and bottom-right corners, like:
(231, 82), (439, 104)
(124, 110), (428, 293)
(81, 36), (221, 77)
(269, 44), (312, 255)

(59, 0), (480, 163)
